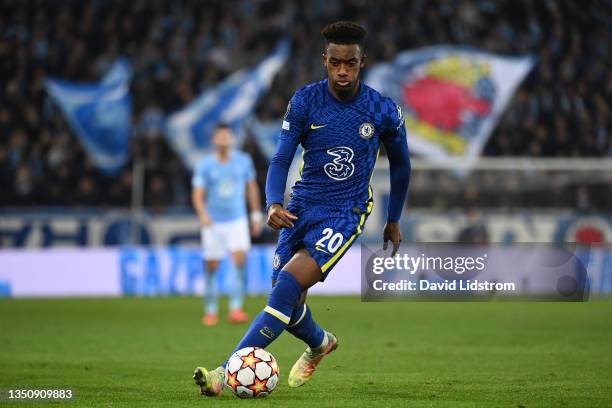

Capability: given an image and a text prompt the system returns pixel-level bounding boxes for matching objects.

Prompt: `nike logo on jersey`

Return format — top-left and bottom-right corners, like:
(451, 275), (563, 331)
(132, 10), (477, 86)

(310, 124), (326, 130)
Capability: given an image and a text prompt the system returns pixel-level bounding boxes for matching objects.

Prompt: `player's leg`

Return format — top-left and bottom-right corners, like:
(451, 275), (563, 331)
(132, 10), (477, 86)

(286, 303), (338, 387)
(203, 260), (220, 326)
(285, 284), (338, 388)
(193, 251), (319, 396)
(201, 224), (225, 326)
(272, 274), (329, 357)
(193, 211), (309, 397)
(228, 250), (249, 323)
(226, 217), (251, 323)
(287, 205), (369, 387)
(226, 249), (321, 355)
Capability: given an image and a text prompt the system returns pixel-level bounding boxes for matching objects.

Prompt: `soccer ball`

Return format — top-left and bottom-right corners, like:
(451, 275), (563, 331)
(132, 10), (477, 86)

(225, 347), (279, 398)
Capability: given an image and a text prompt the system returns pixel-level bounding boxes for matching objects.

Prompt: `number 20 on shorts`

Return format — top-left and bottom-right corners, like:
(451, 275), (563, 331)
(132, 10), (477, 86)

(315, 228), (344, 253)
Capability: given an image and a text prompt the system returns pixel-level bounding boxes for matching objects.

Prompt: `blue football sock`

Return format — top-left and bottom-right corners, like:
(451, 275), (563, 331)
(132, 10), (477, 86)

(286, 303), (326, 349)
(229, 264), (245, 311)
(204, 270), (219, 315)
(222, 270), (303, 367)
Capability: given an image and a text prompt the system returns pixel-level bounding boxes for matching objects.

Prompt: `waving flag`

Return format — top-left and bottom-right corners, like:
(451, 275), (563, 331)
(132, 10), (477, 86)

(45, 59), (133, 175)
(249, 118), (303, 190)
(101, 58), (132, 85)
(249, 118), (284, 161)
(365, 46), (535, 163)
(166, 39), (290, 170)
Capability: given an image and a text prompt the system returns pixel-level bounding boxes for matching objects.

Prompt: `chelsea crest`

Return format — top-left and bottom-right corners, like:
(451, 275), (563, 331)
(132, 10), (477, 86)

(272, 253), (281, 270)
(359, 122), (374, 139)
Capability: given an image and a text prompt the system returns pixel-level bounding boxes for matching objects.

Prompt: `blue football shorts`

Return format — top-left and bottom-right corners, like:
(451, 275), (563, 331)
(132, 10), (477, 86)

(272, 200), (373, 282)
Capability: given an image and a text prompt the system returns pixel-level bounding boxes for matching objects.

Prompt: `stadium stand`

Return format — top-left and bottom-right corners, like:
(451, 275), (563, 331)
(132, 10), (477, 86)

(1, 0), (610, 208)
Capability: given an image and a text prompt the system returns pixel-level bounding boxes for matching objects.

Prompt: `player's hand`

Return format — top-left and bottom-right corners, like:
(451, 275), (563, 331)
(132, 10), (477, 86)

(267, 204), (298, 230)
(200, 213), (213, 227)
(383, 222), (402, 257)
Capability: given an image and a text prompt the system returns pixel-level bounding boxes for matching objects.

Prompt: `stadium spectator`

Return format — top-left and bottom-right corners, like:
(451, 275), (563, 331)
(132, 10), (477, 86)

(0, 0), (610, 208)
(456, 207), (489, 244)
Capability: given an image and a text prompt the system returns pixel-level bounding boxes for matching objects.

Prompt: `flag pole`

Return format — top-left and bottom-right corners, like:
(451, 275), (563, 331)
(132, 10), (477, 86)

(130, 157), (145, 245)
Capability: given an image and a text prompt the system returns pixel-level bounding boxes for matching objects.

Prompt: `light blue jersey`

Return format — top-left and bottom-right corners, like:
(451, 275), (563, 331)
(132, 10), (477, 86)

(192, 150), (256, 222)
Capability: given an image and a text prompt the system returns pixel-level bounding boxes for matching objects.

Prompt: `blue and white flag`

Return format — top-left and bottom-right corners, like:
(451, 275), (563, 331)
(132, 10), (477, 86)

(249, 118), (303, 191)
(166, 39), (290, 170)
(46, 58), (133, 175)
(249, 118), (283, 161)
(365, 46), (535, 164)
(101, 58), (133, 85)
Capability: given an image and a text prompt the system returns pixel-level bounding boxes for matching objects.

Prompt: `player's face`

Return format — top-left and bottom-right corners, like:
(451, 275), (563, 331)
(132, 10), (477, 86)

(323, 43), (365, 98)
(213, 128), (234, 150)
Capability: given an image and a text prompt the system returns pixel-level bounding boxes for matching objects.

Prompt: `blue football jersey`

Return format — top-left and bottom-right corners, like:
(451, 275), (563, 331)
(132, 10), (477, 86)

(278, 79), (406, 210)
(192, 150), (255, 222)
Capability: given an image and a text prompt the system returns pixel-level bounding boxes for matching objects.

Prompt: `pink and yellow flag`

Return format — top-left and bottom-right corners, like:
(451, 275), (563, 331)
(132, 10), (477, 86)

(366, 46), (534, 162)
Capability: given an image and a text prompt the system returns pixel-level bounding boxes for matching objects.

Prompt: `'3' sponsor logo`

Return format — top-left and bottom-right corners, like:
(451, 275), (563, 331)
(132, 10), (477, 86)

(323, 146), (354, 181)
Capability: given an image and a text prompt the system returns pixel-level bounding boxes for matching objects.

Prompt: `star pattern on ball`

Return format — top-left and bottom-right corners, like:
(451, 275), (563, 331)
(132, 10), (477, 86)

(240, 351), (263, 370)
(226, 371), (240, 392)
(247, 377), (269, 396)
(270, 359), (279, 376)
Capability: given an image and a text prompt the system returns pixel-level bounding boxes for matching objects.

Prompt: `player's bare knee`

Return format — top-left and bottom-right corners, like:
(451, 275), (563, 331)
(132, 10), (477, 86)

(206, 260), (220, 274)
(283, 250), (321, 289)
(231, 251), (246, 267)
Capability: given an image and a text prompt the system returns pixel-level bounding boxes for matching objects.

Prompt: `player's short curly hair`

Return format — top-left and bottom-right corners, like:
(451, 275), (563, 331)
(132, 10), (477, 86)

(321, 21), (367, 50)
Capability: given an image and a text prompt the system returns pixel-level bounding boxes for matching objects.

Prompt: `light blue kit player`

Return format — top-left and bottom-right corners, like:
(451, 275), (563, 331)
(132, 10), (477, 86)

(193, 21), (411, 396)
(191, 124), (263, 326)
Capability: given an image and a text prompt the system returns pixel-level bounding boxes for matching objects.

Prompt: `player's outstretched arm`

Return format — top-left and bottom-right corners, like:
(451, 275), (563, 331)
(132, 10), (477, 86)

(382, 108), (411, 256)
(265, 134), (297, 214)
(265, 92), (306, 225)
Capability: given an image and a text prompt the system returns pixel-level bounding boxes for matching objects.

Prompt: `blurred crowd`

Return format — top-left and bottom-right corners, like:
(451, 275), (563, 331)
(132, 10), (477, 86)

(1, 0), (610, 207)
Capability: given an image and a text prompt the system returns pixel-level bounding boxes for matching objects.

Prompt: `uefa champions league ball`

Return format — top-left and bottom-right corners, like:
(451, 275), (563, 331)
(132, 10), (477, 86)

(225, 347), (279, 398)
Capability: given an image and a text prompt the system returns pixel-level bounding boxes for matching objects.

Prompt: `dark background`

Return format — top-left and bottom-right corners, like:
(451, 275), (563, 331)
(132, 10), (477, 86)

(1, 0), (610, 208)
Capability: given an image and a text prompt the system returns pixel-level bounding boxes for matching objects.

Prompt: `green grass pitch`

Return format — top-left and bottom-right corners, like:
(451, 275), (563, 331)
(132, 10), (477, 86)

(1, 297), (611, 407)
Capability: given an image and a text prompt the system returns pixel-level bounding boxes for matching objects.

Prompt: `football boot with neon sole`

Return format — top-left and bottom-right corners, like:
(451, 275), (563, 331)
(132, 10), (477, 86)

(193, 366), (225, 396)
(288, 331), (338, 388)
